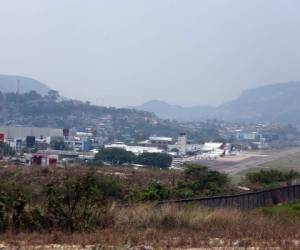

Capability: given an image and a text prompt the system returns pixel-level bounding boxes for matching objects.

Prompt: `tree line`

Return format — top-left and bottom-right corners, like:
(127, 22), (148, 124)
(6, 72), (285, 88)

(94, 148), (173, 168)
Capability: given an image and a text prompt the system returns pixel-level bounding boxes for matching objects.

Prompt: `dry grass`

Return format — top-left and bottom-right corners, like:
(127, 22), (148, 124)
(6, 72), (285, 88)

(0, 204), (299, 249)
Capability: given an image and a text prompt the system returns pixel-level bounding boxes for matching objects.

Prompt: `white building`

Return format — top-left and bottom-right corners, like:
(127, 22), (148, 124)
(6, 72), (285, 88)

(0, 126), (63, 140)
(105, 142), (163, 155)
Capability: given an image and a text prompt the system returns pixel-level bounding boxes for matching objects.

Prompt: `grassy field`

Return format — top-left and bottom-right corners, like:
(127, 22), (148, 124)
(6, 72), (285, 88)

(232, 151), (300, 184)
(260, 199), (300, 217)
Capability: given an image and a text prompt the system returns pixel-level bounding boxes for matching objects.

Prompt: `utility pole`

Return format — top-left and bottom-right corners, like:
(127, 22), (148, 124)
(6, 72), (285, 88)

(16, 79), (20, 95)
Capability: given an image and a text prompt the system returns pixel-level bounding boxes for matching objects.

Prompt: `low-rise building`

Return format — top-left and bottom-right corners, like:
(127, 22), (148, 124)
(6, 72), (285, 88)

(105, 142), (163, 155)
(149, 136), (173, 149)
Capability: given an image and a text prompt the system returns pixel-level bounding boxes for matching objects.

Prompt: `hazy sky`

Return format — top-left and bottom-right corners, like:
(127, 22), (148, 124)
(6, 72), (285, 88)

(1, 0), (300, 107)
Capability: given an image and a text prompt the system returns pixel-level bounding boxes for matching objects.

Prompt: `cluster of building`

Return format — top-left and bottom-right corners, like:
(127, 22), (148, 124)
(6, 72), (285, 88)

(0, 126), (234, 167)
(0, 126), (95, 166)
(219, 123), (300, 150)
(105, 134), (232, 160)
(2, 122), (296, 168)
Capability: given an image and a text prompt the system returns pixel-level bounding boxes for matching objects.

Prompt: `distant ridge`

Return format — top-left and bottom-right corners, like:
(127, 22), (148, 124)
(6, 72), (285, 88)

(132, 81), (300, 124)
(216, 81), (300, 124)
(132, 100), (214, 121)
(0, 75), (51, 95)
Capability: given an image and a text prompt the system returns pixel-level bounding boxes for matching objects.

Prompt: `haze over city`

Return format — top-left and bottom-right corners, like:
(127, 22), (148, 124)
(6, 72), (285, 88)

(2, 1), (300, 248)
(1, 0), (300, 107)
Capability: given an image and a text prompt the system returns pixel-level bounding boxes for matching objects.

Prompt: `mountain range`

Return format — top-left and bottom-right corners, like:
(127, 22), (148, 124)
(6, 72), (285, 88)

(0, 75), (50, 95)
(1, 75), (300, 125)
(133, 81), (300, 124)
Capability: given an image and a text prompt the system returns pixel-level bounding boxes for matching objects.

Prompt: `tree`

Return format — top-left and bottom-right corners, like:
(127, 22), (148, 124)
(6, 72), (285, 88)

(95, 148), (136, 165)
(23, 91), (41, 101)
(0, 142), (15, 157)
(135, 153), (172, 168)
(47, 90), (60, 102)
(50, 139), (67, 151)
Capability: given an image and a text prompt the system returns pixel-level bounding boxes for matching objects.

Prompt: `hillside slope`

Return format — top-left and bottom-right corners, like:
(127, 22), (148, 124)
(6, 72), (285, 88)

(0, 91), (220, 142)
(0, 75), (50, 95)
(216, 81), (300, 124)
(133, 82), (300, 124)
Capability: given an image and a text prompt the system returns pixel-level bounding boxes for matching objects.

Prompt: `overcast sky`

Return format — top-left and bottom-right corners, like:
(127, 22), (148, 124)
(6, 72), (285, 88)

(1, 0), (300, 107)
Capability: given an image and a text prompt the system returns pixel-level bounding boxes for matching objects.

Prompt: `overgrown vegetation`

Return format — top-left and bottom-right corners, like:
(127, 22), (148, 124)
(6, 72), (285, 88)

(0, 174), (121, 233)
(0, 165), (299, 247)
(260, 199), (300, 217)
(0, 163), (234, 233)
(0, 203), (300, 248)
(244, 169), (300, 189)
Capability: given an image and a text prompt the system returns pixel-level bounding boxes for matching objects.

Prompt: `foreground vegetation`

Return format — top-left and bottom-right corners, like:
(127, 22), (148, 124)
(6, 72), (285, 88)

(0, 203), (299, 248)
(0, 164), (300, 247)
(260, 199), (300, 217)
(0, 164), (233, 234)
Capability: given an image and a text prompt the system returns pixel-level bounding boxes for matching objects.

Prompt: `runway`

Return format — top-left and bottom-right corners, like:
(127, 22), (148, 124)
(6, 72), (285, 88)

(186, 147), (300, 175)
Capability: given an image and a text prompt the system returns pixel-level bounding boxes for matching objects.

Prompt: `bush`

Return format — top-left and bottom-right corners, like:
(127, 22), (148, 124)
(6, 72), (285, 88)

(172, 163), (230, 197)
(0, 184), (31, 232)
(140, 182), (170, 201)
(44, 174), (122, 232)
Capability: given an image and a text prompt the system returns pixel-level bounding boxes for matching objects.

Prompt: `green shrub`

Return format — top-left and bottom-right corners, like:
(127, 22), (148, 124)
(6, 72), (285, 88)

(141, 182), (170, 201)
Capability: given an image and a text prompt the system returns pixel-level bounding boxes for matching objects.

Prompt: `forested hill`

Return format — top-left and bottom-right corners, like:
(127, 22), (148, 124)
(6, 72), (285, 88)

(0, 91), (220, 142)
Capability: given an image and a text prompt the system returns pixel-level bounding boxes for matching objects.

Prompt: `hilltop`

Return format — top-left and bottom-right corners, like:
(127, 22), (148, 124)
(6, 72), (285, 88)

(0, 74), (51, 95)
(134, 81), (300, 125)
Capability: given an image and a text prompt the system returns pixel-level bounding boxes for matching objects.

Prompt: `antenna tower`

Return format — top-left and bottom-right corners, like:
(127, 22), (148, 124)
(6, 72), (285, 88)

(17, 79), (20, 94)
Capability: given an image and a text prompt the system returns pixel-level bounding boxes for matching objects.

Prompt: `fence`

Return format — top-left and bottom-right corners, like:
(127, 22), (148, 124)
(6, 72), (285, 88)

(158, 185), (300, 209)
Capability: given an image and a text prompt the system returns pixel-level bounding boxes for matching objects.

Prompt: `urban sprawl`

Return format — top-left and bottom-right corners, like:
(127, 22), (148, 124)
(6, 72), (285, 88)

(1, 122), (299, 168)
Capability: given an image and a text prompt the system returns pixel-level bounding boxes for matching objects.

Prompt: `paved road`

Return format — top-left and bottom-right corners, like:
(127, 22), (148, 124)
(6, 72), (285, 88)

(186, 147), (300, 175)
